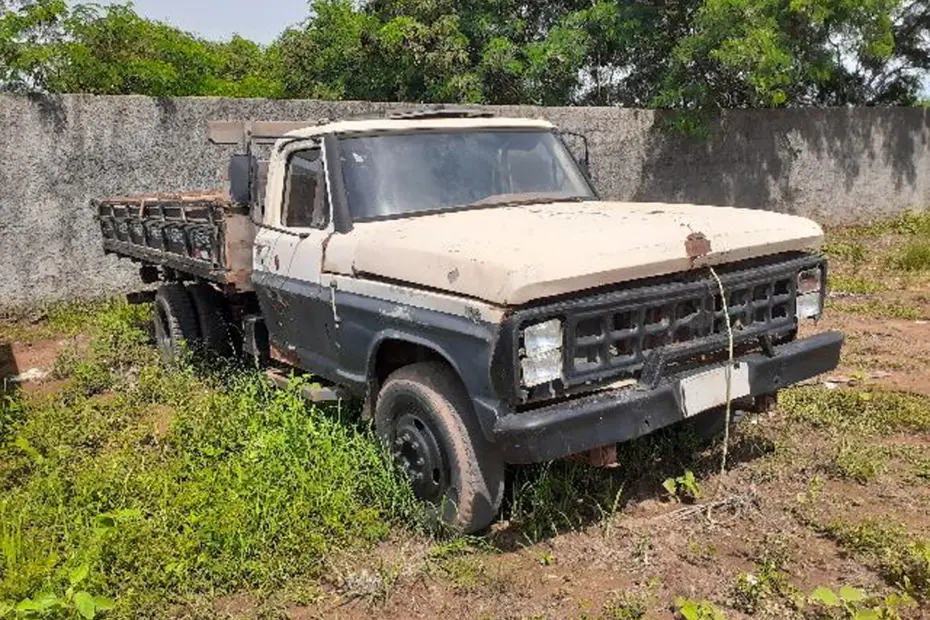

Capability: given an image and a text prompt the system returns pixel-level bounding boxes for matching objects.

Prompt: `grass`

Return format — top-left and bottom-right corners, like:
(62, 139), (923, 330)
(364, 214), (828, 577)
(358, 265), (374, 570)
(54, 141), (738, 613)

(781, 386), (930, 436)
(890, 240), (930, 272)
(504, 423), (709, 542)
(0, 301), (418, 617)
(823, 241), (867, 267)
(824, 518), (930, 600)
(831, 441), (887, 483)
(829, 298), (922, 320)
(0, 299), (119, 345)
(828, 274), (884, 295)
(838, 209), (930, 239)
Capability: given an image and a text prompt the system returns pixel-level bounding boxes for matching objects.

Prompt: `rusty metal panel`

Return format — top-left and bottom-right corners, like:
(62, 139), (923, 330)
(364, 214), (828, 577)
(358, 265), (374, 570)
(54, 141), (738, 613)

(207, 121), (316, 146)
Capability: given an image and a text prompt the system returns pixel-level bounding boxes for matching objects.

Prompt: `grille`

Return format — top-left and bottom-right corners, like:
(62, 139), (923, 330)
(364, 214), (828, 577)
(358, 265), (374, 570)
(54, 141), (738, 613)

(561, 266), (799, 389)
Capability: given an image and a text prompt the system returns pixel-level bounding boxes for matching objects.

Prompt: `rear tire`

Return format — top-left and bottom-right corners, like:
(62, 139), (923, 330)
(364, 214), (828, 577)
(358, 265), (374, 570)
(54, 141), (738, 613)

(374, 361), (505, 534)
(153, 284), (200, 364)
(186, 283), (234, 357)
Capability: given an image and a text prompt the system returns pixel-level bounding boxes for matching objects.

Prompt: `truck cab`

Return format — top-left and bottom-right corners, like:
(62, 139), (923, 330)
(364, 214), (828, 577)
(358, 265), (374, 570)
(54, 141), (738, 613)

(97, 108), (843, 533)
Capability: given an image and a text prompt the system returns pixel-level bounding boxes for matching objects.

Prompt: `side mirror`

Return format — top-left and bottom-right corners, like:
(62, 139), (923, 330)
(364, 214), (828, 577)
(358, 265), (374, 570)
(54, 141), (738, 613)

(228, 153), (256, 206)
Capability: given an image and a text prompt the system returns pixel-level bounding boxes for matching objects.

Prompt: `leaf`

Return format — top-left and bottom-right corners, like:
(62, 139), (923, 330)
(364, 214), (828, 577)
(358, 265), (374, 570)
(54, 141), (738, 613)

(839, 585), (866, 602)
(92, 596), (115, 611)
(15, 598), (40, 612)
(33, 592), (61, 610)
(73, 591), (96, 619)
(675, 597), (700, 620)
(0, 602), (12, 618)
(663, 477), (678, 496)
(810, 586), (840, 607)
(853, 610), (879, 620)
(70, 563), (90, 585)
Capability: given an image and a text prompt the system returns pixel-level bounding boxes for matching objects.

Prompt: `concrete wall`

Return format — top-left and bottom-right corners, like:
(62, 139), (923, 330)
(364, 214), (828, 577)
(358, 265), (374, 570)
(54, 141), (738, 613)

(1, 94), (928, 307)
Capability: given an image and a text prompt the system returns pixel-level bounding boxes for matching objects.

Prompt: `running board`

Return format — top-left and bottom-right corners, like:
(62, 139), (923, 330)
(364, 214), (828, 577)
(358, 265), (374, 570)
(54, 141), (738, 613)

(264, 369), (348, 402)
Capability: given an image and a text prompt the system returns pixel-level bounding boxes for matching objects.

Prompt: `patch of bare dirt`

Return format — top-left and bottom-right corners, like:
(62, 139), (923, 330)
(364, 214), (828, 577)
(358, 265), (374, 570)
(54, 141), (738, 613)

(0, 336), (75, 395)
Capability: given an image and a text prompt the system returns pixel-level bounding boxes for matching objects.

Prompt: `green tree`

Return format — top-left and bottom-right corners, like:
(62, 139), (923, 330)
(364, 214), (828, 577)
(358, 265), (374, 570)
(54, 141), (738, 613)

(1, 1), (282, 97)
(0, 0), (69, 92)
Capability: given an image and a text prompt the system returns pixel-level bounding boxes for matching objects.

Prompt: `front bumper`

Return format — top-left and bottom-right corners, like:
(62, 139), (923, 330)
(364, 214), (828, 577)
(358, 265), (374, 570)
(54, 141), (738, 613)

(493, 330), (843, 464)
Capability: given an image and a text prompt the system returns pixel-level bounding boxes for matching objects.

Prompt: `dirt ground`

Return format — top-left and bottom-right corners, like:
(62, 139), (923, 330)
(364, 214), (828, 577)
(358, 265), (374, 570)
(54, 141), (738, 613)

(3, 222), (930, 620)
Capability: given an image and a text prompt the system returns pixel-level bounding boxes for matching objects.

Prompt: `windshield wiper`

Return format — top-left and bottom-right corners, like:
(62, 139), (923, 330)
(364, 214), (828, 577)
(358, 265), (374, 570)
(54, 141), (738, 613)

(465, 193), (588, 208)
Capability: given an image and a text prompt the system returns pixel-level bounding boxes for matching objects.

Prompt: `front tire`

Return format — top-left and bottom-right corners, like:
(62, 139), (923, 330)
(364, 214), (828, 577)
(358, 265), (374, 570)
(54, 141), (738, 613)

(374, 362), (505, 534)
(153, 284), (200, 364)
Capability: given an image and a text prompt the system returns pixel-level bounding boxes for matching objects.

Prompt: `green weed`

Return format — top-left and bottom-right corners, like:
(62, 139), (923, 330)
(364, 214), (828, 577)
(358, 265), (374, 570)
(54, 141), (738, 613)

(823, 242), (867, 267)
(824, 519), (930, 600)
(808, 585), (915, 619)
(602, 591), (649, 619)
(829, 275), (883, 295)
(0, 302), (417, 617)
(662, 470), (701, 502)
(674, 597), (726, 619)
(0, 299), (122, 344)
(0, 393), (26, 445)
(782, 387), (930, 436)
(845, 210), (930, 238)
(832, 441), (886, 484)
(506, 460), (625, 542)
(889, 241), (930, 272)
(732, 537), (800, 614)
(831, 299), (922, 320)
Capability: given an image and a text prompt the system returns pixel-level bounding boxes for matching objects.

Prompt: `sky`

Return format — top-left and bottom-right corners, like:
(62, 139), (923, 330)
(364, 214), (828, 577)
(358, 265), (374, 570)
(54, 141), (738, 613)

(95, 0), (308, 43)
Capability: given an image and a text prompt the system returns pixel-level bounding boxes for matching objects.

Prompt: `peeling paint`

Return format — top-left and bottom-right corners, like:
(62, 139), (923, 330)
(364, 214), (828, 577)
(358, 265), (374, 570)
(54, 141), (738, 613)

(381, 306), (413, 321)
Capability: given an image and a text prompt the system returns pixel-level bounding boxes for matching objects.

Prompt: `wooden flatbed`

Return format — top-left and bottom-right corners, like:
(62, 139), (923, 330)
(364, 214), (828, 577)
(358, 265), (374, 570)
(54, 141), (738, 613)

(93, 191), (255, 291)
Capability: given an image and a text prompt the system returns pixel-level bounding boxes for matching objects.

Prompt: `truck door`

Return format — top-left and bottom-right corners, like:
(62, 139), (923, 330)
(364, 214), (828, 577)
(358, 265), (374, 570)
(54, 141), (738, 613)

(252, 140), (339, 377)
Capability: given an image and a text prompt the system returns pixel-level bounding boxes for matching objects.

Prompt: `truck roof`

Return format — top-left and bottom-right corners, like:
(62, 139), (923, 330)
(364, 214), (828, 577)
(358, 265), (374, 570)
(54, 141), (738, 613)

(283, 116), (555, 138)
(207, 114), (556, 147)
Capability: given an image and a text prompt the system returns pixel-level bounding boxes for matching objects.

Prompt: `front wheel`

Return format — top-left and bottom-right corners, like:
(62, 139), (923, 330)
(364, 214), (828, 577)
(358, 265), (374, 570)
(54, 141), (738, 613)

(374, 362), (505, 534)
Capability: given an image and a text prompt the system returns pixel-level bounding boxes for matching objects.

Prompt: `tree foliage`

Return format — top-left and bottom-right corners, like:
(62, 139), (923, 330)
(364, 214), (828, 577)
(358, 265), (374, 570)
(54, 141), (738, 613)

(0, 0), (281, 96)
(1, 0), (928, 109)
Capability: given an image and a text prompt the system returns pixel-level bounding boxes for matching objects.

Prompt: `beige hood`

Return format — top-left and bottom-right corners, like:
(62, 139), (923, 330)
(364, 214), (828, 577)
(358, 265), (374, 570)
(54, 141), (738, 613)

(323, 201), (823, 306)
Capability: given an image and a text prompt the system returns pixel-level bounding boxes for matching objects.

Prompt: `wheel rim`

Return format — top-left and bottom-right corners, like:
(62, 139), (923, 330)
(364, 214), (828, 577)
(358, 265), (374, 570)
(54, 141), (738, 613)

(391, 397), (450, 503)
(154, 304), (172, 362)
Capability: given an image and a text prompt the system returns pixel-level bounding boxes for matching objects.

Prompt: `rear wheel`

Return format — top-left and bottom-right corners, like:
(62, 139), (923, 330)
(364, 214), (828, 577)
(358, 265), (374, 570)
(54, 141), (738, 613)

(374, 361), (505, 534)
(186, 283), (235, 357)
(153, 284), (200, 364)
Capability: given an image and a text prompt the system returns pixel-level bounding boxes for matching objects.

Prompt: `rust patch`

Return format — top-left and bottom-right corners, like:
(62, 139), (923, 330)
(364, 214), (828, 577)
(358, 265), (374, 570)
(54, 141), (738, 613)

(685, 231), (712, 267)
(269, 342), (300, 367)
(566, 444), (618, 468)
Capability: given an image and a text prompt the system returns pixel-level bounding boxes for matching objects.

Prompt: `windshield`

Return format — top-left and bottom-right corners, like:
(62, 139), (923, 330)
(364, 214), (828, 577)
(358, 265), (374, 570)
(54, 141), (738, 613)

(338, 130), (595, 220)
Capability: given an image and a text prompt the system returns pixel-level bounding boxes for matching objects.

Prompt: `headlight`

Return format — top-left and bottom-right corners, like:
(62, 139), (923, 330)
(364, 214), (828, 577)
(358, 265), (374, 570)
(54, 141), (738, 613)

(797, 266), (824, 319)
(520, 319), (563, 387)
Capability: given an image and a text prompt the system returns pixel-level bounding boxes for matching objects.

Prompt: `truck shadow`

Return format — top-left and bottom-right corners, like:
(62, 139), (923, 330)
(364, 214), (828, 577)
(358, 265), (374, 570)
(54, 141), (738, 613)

(490, 422), (775, 550)
(1, 342), (19, 395)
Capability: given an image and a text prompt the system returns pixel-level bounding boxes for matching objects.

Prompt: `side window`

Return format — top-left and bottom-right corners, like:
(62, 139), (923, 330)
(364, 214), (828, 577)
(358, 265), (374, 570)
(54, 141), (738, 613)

(283, 148), (328, 228)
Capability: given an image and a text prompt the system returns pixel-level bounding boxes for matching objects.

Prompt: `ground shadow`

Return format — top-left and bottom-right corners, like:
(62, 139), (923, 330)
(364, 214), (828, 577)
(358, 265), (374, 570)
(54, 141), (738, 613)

(1, 342), (19, 393)
(489, 417), (776, 551)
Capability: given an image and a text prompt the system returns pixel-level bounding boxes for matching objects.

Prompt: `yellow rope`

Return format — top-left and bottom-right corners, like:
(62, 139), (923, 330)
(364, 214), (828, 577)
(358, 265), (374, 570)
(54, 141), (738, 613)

(708, 266), (734, 476)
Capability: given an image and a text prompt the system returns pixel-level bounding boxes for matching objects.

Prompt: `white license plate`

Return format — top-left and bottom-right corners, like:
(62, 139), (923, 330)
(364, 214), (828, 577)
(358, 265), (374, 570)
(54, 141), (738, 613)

(679, 363), (751, 418)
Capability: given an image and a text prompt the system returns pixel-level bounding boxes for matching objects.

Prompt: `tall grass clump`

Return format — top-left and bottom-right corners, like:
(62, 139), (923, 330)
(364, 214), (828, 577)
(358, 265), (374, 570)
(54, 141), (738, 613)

(0, 301), (416, 617)
(890, 241), (930, 272)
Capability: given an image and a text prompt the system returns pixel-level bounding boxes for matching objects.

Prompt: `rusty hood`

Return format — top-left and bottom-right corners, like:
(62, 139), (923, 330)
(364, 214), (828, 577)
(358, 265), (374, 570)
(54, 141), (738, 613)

(323, 201), (824, 306)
